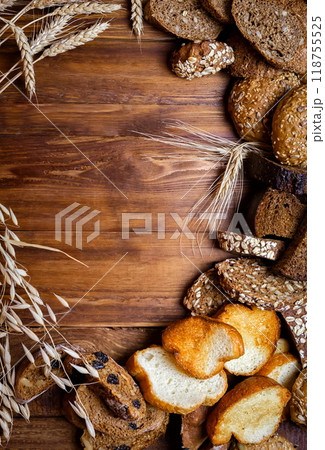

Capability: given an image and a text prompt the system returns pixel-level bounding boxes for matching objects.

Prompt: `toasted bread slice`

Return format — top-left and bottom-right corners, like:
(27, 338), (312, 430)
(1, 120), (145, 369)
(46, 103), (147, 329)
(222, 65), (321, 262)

(162, 316), (244, 379)
(207, 376), (291, 445)
(274, 338), (290, 355)
(126, 346), (228, 414)
(256, 353), (301, 390)
(213, 304), (280, 376)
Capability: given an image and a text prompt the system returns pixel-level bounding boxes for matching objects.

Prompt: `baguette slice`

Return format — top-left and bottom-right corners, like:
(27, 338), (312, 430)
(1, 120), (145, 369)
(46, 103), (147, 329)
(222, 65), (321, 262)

(181, 405), (210, 450)
(126, 346), (228, 414)
(213, 304), (280, 376)
(256, 352), (301, 390)
(162, 316), (244, 379)
(144, 0), (223, 41)
(207, 376), (291, 445)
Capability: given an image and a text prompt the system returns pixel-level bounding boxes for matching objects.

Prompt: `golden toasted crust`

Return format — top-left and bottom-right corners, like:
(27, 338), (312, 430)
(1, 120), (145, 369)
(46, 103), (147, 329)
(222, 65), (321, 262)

(272, 84), (307, 168)
(207, 377), (291, 446)
(162, 316), (244, 379)
(228, 74), (300, 143)
(256, 352), (301, 390)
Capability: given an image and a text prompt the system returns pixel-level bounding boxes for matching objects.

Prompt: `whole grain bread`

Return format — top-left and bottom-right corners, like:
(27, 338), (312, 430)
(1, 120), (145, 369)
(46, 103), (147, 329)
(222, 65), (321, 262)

(200, 0), (233, 24)
(272, 84), (307, 168)
(206, 376), (291, 445)
(162, 316), (244, 378)
(280, 299), (307, 368)
(213, 304), (280, 376)
(289, 368), (307, 428)
(228, 73), (299, 143)
(144, 0), (223, 41)
(82, 352), (146, 421)
(248, 187), (306, 239)
(217, 231), (286, 261)
(170, 40), (234, 80)
(256, 352), (301, 390)
(181, 405), (210, 450)
(245, 151), (307, 196)
(126, 345), (228, 414)
(183, 267), (228, 316)
(231, 0), (306, 72)
(217, 258), (306, 311)
(274, 215), (307, 280)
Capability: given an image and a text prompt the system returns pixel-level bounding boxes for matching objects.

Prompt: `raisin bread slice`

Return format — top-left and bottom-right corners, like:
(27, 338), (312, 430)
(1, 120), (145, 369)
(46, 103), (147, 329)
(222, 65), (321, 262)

(144, 0), (223, 41)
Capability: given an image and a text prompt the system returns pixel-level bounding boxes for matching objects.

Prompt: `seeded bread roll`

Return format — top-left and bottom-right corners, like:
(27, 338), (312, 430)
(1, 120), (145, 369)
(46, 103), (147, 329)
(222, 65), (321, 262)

(290, 368), (307, 428)
(274, 215), (307, 281)
(232, 0), (306, 72)
(206, 376), (291, 445)
(256, 352), (301, 390)
(171, 40), (234, 80)
(144, 0), (223, 41)
(228, 74), (300, 143)
(217, 231), (286, 261)
(272, 84), (307, 168)
(200, 0), (233, 24)
(183, 267), (228, 316)
(181, 405), (210, 450)
(245, 151), (307, 196)
(249, 187), (306, 239)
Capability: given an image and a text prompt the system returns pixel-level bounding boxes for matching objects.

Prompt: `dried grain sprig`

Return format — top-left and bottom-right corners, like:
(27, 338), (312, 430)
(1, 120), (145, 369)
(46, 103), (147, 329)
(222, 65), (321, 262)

(131, 0), (143, 37)
(30, 15), (72, 54)
(48, 2), (121, 17)
(0, 0), (15, 13)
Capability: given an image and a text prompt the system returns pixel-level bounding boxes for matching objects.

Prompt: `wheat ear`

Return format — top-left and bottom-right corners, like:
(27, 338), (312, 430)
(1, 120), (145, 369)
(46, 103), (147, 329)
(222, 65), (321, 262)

(131, 0), (143, 37)
(48, 2), (121, 16)
(0, 0), (16, 13)
(30, 15), (72, 54)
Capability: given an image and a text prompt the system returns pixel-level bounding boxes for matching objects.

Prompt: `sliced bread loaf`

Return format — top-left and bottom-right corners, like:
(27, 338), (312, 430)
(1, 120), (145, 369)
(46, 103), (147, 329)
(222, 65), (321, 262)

(290, 368), (306, 429)
(217, 231), (286, 261)
(162, 316), (244, 378)
(126, 345), (228, 414)
(256, 352), (301, 390)
(245, 151), (307, 196)
(144, 0), (223, 41)
(200, 0), (233, 24)
(207, 376), (291, 445)
(249, 188), (306, 239)
(213, 304), (280, 376)
(183, 267), (228, 316)
(231, 0), (306, 71)
(181, 405), (210, 450)
(274, 215), (307, 280)
(217, 258), (307, 311)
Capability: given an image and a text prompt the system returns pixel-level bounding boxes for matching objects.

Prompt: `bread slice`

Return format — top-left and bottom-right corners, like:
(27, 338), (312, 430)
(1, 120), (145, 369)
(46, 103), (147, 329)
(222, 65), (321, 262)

(231, 0), (306, 71)
(181, 405), (210, 450)
(217, 231), (286, 261)
(274, 215), (307, 281)
(217, 258), (306, 311)
(280, 299), (307, 368)
(233, 434), (295, 449)
(256, 352), (301, 390)
(206, 376), (291, 445)
(274, 338), (290, 355)
(200, 0), (233, 24)
(126, 346), (228, 414)
(290, 368), (306, 429)
(144, 0), (223, 41)
(213, 304), (280, 376)
(183, 267), (228, 316)
(248, 188), (306, 240)
(162, 316), (244, 378)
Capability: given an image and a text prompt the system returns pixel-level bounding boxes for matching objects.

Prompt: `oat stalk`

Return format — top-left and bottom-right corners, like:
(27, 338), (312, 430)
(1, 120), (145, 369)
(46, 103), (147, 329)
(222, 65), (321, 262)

(131, 0), (143, 37)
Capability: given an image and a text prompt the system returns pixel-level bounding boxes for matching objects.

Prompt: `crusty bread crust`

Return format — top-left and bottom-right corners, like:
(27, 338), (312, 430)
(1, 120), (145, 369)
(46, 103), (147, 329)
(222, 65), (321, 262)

(207, 376), (291, 445)
(126, 345), (228, 414)
(162, 316), (244, 379)
(256, 352), (301, 391)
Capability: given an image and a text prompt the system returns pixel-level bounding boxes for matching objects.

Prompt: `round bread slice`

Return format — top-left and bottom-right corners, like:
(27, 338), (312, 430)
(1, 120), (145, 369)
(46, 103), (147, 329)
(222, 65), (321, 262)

(228, 73), (300, 143)
(290, 368), (306, 429)
(144, 0), (223, 41)
(272, 84), (307, 168)
(162, 316), (244, 378)
(126, 345), (228, 414)
(256, 352), (301, 390)
(213, 304), (280, 376)
(200, 0), (233, 24)
(206, 376), (291, 445)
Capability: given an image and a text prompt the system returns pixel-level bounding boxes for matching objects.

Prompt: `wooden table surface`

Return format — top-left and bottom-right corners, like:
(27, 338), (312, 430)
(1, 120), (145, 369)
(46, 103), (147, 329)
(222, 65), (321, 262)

(0, 2), (306, 448)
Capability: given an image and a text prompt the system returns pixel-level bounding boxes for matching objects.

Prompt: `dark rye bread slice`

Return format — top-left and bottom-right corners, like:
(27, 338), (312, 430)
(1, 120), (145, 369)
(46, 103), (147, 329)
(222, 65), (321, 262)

(274, 215), (307, 281)
(280, 299), (307, 368)
(245, 151), (307, 196)
(200, 0), (233, 24)
(181, 405), (210, 450)
(232, 0), (306, 71)
(83, 352), (146, 421)
(144, 0), (223, 41)
(248, 188), (306, 240)
(217, 258), (306, 311)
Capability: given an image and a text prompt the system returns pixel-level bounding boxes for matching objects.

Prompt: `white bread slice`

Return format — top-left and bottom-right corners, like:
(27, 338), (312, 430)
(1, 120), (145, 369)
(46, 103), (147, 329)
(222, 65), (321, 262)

(126, 346), (228, 414)
(213, 304), (280, 376)
(162, 316), (244, 379)
(274, 338), (290, 355)
(207, 376), (291, 445)
(256, 352), (301, 390)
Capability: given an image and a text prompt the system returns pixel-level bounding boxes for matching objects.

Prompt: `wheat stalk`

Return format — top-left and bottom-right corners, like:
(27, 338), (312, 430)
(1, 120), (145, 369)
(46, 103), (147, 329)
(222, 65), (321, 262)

(131, 0), (143, 37)
(0, 0), (15, 13)
(48, 2), (121, 16)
